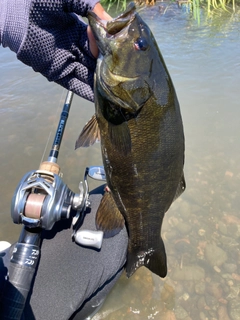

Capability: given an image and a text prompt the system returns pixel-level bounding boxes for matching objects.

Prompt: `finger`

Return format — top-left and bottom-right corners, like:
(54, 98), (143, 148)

(76, 43), (97, 72)
(75, 19), (97, 68)
(92, 3), (113, 21)
(56, 75), (94, 102)
(87, 26), (98, 58)
(74, 61), (95, 88)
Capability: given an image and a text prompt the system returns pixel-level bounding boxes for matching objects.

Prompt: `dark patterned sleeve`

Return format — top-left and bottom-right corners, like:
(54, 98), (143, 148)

(0, 0), (100, 101)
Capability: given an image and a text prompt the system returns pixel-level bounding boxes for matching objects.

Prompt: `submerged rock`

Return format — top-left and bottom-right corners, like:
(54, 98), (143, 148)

(176, 222), (192, 235)
(204, 243), (228, 267)
(229, 299), (240, 320)
(206, 283), (223, 299)
(171, 265), (205, 281)
(160, 282), (175, 310)
(174, 305), (189, 319)
(195, 282), (206, 295)
(222, 263), (237, 273)
(218, 221), (228, 235)
(218, 305), (231, 320)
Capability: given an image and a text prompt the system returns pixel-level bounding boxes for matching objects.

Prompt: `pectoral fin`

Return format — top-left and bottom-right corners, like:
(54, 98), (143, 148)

(75, 115), (100, 149)
(96, 188), (125, 238)
(108, 122), (131, 156)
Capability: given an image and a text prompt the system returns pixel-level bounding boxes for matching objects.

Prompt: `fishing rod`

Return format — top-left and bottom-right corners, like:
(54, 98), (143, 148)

(0, 91), (104, 320)
(48, 90), (73, 163)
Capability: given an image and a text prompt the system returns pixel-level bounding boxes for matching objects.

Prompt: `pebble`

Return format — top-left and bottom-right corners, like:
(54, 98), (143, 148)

(218, 305), (230, 320)
(206, 283), (222, 299)
(168, 216), (179, 227)
(218, 221), (228, 235)
(227, 223), (238, 235)
(198, 229), (206, 236)
(213, 266), (221, 273)
(221, 273), (233, 279)
(160, 283), (175, 310)
(179, 201), (192, 219)
(204, 293), (218, 310)
(204, 243), (228, 267)
(174, 239), (191, 253)
(161, 310), (177, 320)
(174, 305), (189, 319)
(220, 235), (239, 247)
(232, 273), (240, 281)
(229, 299), (240, 320)
(195, 282), (206, 295)
(181, 293), (190, 301)
(227, 280), (234, 286)
(164, 230), (178, 240)
(199, 311), (208, 320)
(226, 286), (240, 300)
(176, 222), (192, 235)
(171, 265), (205, 281)
(197, 296), (208, 311)
(223, 263), (237, 273)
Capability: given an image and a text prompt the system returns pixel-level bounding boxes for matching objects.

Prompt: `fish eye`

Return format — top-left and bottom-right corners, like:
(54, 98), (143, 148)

(134, 37), (148, 51)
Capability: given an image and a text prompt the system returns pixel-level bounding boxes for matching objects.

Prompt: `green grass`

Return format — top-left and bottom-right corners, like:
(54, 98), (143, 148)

(102, 0), (237, 21)
(101, 0), (128, 11)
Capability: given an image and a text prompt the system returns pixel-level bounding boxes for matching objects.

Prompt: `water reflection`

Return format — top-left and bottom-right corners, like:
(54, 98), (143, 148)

(0, 3), (240, 320)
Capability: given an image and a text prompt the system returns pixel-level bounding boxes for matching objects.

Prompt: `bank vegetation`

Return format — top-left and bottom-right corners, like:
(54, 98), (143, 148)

(102, 0), (238, 22)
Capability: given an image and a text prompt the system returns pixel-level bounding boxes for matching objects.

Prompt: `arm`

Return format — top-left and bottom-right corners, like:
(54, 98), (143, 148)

(0, 0), (101, 52)
(0, 0), (112, 101)
(0, 0), (32, 53)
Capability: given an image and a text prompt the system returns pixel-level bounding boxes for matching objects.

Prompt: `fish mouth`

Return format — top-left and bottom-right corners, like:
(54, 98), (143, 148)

(89, 2), (141, 113)
(88, 2), (136, 37)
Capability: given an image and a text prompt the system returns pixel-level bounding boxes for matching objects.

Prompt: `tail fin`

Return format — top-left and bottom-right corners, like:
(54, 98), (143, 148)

(125, 237), (167, 278)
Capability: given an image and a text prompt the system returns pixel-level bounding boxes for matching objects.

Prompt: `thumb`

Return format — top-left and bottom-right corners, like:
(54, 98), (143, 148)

(87, 26), (98, 58)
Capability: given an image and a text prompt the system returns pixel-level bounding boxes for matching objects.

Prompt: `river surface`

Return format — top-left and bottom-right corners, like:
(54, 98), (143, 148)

(0, 2), (240, 320)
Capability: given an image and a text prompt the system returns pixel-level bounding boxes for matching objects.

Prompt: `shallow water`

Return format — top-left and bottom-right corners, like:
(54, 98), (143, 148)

(1, 3), (240, 320)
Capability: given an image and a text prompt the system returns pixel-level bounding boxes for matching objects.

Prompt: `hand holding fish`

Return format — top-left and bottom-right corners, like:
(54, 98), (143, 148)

(0, 0), (111, 101)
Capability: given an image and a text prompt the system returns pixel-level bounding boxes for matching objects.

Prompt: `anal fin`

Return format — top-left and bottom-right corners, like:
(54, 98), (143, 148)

(173, 172), (186, 201)
(96, 188), (125, 238)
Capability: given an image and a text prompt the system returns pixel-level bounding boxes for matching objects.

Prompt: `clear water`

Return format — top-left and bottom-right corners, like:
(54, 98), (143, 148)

(0, 3), (240, 320)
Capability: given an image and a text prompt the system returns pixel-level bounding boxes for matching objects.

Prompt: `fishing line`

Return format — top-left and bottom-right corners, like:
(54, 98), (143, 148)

(39, 88), (66, 166)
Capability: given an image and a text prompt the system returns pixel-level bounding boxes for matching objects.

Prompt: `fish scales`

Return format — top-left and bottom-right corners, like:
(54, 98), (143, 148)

(99, 91), (184, 275)
(76, 2), (185, 278)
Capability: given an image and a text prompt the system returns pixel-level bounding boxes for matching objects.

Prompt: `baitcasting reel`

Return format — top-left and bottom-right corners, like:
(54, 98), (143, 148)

(11, 161), (86, 230)
(11, 162), (106, 249)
